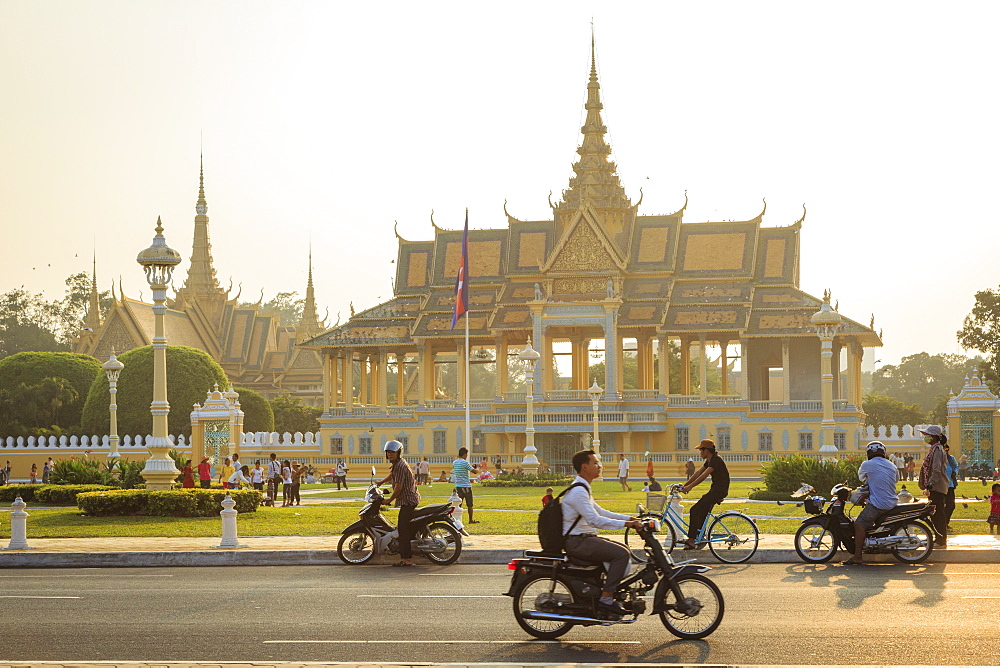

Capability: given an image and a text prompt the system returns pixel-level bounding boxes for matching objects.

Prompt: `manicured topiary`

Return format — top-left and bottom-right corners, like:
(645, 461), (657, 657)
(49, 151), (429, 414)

(34, 484), (118, 505)
(76, 488), (261, 516)
(0, 352), (102, 430)
(233, 386), (274, 433)
(80, 345), (228, 437)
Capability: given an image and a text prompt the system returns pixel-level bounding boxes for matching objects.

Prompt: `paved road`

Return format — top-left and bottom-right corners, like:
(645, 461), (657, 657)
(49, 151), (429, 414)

(1, 563), (997, 665)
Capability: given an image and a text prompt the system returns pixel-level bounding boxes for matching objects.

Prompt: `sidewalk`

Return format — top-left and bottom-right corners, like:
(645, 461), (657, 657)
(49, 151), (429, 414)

(0, 532), (996, 567)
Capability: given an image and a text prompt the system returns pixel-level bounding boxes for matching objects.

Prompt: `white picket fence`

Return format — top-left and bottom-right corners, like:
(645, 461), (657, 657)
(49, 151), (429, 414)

(0, 431), (321, 452)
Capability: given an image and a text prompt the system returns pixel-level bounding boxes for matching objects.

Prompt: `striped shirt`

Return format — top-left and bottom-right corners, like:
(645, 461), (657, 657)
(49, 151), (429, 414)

(390, 458), (421, 507)
(452, 458), (474, 487)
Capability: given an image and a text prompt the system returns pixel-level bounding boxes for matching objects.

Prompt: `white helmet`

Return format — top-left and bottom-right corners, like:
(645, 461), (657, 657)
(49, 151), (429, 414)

(866, 440), (886, 456)
(383, 440), (403, 453)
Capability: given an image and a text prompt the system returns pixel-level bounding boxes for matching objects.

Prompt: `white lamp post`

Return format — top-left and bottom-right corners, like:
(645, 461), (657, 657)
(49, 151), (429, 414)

(587, 380), (603, 460)
(811, 290), (843, 462)
(102, 353), (124, 459)
(518, 338), (541, 476)
(136, 217), (182, 490)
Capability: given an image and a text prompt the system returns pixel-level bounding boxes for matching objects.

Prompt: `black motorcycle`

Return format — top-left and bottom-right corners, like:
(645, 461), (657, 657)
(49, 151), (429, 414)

(505, 513), (724, 640)
(792, 482), (939, 564)
(337, 467), (463, 565)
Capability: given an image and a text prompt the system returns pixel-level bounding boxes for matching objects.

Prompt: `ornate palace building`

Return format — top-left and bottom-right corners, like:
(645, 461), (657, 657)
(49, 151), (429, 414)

(74, 160), (326, 403)
(302, 46), (883, 475)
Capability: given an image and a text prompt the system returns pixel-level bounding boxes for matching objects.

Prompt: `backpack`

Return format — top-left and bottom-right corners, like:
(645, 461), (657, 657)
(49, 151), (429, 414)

(537, 482), (588, 553)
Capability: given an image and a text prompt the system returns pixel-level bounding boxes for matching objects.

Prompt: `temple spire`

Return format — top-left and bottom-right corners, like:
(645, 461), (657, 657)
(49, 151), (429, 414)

(297, 243), (322, 339)
(84, 250), (101, 331)
(176, 153), (223, 300)
(553, 33), (631, 232)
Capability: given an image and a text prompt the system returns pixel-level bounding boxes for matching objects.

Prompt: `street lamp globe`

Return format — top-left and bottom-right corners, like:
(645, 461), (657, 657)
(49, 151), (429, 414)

(102, 353), (124, 459)
(587, 380), (603, 402)
(517, 339), (541, 475)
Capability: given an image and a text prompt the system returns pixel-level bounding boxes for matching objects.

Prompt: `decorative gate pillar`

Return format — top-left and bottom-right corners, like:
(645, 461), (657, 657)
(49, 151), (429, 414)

(190, 384), (242, 467)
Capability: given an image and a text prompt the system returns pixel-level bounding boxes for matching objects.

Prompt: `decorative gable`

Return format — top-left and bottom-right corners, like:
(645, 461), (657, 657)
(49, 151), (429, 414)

(544, 211), (624, 273)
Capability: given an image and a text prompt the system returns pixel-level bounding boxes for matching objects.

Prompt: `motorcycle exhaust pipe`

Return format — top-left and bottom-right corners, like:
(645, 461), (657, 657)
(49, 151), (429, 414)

(519, 610), (635, 624)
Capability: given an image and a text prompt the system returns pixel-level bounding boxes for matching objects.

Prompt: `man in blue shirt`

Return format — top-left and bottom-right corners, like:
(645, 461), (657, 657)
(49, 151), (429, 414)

(452, 447), (480, 523)
(845, 441), (899, 565)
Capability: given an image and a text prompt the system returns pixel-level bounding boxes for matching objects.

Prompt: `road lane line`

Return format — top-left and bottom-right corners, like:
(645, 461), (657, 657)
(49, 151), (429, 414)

(0, 595), (81, 599)
(962, 596), (1000, 598)
(357, 594), (504, 598)
(264, 639), (640, 644)
(0, 574), (174, 578)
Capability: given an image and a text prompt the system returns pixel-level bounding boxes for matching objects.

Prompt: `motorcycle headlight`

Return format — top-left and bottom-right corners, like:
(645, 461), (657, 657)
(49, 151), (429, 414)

(646, 517), (661, 533)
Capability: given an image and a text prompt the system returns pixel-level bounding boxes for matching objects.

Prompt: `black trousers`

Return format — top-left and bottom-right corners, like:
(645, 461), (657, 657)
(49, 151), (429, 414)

(929, 490), (948, 541)
(564, 534), (631, 591)
(397, 504), (416, 559)
(942, 487), (956, 528)
(688, 489), (727, 542)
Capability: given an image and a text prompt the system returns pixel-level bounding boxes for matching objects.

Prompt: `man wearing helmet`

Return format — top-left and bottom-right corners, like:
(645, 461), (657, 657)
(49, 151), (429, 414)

(844, 441), (899, 565)
(377, 440), (421, 567)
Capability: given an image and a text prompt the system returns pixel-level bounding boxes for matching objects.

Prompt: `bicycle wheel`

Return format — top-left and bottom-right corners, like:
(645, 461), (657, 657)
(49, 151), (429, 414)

(793, 523), (838, 563)
(422, 522), (462, 565)
(656, 572), (725, 640)
(511, 575), (576, 639)
(707, 513), (759, 564)
(625, 520), (677, 562)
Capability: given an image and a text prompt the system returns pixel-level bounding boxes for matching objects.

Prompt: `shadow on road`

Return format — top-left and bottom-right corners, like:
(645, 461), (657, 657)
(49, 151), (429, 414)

(483, 637), (716, 664)
(781, 562), (948, 609)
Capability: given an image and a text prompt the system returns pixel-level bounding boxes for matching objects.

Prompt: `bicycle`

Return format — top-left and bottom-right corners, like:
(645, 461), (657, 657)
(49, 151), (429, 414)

(626, 484), (759, 564)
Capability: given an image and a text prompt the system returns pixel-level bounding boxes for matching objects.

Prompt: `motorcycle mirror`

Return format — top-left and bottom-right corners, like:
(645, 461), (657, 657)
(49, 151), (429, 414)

(371, 465), (377, 477)
(636, 502), (646, 515)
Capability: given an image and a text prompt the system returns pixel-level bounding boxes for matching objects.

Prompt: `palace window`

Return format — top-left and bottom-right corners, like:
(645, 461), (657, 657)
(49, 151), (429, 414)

(717, 427), (731, 452)
(472, 429), (485, 453)
(758, 432), (773, 451)
(329, 437), (343, 455)
(834, 432), (846, 451)
(675, 427), (690, 451)
(799, 432), (814, 450)
(397, 435), (409, 455)
(359, 436), (372, 455)
(433, 430), (447, 454)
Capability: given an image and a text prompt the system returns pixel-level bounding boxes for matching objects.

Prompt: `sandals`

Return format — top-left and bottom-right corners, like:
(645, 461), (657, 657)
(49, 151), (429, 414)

(841, 557), (866, 565)
(391, 560), (414, 567)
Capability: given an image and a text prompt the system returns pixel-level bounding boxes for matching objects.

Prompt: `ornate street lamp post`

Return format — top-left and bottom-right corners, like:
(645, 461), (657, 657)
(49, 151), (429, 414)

(588, 381), (603, 460)
(518, 338), (541, 476)
(811, 290), (843, 462)
(136, 217), (182, 490)
(102, 353), (124, 459)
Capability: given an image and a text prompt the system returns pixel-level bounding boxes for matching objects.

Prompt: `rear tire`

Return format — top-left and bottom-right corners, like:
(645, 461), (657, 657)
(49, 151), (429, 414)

(891, 521), (933, 563)
(337, 530), (375, 564)
(794, 523), (838, 563)
(707, 513), (759, 564)
(422, 522), (462, 565)
(657, 573), (725, 640)
(512, 575), (576, 639)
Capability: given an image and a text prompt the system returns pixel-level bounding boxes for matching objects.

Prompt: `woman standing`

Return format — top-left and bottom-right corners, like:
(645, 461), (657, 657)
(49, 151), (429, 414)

(42, 459), (51, 485)
(181, 460), (195, 488)
(918, 425), (950, 548)
(29, 463), (38, 484)
(290, 462), (307, 506)
(219, 457), (235, 489)
(281, 459), (293, 506)
(251, 461), (264, 491)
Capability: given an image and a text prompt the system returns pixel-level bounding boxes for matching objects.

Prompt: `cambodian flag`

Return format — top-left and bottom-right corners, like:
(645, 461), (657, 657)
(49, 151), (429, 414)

(451, 211), (469, 330)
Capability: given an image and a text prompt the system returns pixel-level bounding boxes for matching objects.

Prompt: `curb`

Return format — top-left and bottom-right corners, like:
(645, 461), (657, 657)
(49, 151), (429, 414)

(0, 547), (995, 568)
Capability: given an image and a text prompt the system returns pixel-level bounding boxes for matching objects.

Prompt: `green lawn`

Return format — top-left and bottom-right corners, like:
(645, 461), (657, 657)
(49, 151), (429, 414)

(0, 479), (993, 538)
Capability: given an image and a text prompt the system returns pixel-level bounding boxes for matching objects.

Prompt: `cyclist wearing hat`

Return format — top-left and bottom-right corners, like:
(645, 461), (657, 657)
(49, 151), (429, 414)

(844, 441), (898, 565)
(679, 439), (730, 549)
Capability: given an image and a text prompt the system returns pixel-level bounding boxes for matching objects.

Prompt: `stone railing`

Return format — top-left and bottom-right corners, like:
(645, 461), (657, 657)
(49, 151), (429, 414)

(239, 431), (322, 448)
(0, 434), (188, 450)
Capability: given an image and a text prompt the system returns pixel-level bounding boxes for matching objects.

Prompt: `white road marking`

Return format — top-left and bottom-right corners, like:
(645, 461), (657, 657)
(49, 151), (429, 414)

(357, 594), (504, 598)
(0, 574), (174, 578)
(961, 596), (1000, 599)
(264, 639), (640, 644)
(0, 595), (81, 599)
(417, 572), (510, 576)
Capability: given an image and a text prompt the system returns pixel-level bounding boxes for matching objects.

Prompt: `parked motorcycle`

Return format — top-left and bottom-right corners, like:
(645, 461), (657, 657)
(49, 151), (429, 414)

(792, 482), (938, 564)
(337, 467), (463, 565)
(505, 509), (724, 640)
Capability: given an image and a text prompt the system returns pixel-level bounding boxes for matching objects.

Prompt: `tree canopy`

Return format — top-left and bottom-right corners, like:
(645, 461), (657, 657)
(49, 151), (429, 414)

(862, 393), (927, 430)
(232, 386), (275, 433)
(957, 287), (1000, 392)
(80, 345), (228, 437)
(270, 394), (321, 434)
(240, 291), (304, 326)
(0, 352), (102, 434)
(872, 352), (982, 412)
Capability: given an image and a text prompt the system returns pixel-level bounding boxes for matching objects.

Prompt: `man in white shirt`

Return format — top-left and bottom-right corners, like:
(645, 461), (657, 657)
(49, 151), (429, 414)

(563, 449), (643, 616)
(845, 441), (899, 565)
(617, 454), (631, 492)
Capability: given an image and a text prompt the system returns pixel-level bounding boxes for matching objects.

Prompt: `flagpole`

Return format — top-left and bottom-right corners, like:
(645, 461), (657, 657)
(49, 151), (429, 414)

(464, 208), (471, 453)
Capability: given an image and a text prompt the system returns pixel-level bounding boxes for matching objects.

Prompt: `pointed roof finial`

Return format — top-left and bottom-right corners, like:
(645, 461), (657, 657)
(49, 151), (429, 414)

(298, 242), (322, 339)
(85, 247), (101, 330)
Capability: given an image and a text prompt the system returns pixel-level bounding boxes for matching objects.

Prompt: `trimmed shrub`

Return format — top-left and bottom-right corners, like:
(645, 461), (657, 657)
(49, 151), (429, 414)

(760, 454), (863, 495)
(35, 484), (117, 505)
(80, 345), (228, 437)
(0, 352), (102, 432)
(76, 489), (261, 516)
(233, 386), (274, 433)
(0, 484), (40, 503)
(49, 457), (113, 485)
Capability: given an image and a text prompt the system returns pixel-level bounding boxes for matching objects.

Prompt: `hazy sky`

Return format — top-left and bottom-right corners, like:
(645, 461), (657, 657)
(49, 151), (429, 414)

(2, 1), (997, 369)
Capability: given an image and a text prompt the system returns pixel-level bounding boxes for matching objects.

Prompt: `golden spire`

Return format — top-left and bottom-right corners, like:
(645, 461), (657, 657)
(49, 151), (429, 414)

(84, 250), (101, 331)
(176, 153), (224, 301)
(554, 32), (630, 219)
(297, 242), (322, 339)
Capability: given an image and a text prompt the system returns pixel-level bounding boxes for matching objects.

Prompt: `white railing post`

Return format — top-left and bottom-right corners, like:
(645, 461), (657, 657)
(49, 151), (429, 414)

(3, 496), (33, 550)
(214, 493), (247, 549)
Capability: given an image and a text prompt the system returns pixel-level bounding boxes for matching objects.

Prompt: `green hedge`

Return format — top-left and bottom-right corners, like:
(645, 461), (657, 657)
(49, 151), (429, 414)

(760, 454), (863, 495)
(233, 386), (274, 433)
(481, 479), (574, 488)
(0, 484), (40, 503)
(0, 351), (102, 431)
(35, 484), (117, 505)
(77, 489), (261, 517)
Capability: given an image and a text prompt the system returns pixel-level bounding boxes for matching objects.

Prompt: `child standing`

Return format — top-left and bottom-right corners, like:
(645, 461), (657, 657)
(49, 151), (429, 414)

(541, 487), (554, 507)
(989, 484), (1000, 535)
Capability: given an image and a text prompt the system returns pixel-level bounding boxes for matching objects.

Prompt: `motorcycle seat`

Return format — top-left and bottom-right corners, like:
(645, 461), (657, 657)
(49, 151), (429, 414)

(412, 503), (452, 517)
(882, 502), (927, 517)
(524, 549), (565, 559)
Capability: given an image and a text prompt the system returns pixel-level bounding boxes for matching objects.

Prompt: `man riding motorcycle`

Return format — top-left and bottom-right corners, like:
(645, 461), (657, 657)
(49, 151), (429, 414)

(562, 449), (644, 616)
(844, 440), (899, 565)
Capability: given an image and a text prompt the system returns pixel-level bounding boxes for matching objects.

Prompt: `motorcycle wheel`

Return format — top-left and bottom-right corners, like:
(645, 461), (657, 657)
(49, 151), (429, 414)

(511, 575), (576, 640)
(624, 520), (677, 563)
(421, 522), (462, 565)
(794, 523), (838, 563)
(707, 513), (759, 564)
(657, 573), (725, 640)
(891, 522), (933, 563)
(337, 530), (375, 564)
